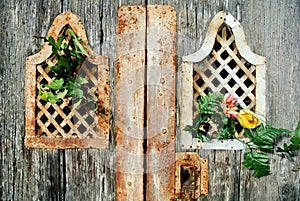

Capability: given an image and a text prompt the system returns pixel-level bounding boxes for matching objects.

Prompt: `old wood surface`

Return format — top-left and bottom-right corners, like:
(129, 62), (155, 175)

(0, 0), (299, 201)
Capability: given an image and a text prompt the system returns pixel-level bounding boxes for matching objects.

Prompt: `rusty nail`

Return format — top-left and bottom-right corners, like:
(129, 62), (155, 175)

(127, 181), (132, 186)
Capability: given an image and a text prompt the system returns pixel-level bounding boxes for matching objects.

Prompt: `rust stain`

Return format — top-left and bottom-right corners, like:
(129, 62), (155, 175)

(175, 153), (209, 199)
(116, 5), (146, 201)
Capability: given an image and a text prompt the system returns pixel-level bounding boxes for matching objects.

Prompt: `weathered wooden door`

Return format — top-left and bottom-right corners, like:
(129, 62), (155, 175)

(115, 5), (177, 200)
(1, 1), (299, 201)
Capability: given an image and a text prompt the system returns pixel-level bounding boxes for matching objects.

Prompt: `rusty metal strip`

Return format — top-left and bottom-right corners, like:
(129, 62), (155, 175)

(200, 157), (209, 195)
(146, 5), (177, 201)
(116, 5), (146, 201)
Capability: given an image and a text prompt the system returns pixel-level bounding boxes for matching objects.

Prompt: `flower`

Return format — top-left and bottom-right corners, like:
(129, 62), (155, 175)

(224, 93), (238, 108)
(238, 109), (261, 129)
(222, 93), (238, 118)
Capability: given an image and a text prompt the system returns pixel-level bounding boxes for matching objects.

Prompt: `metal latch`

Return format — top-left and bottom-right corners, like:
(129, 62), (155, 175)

(175, 153), (208, 200)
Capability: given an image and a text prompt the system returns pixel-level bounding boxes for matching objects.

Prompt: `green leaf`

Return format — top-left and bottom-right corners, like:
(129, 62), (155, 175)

(73, 88), (84, 98)
(276, 121), (300, 157)
(38, 85), (48, 101)
(47, 36), (57, 48)
(76, 76), (88, 84)
(57, 57), (71, 70)
(244, 126), (289, 150)
(68, 29), (89, 57)
(47, 91), (58, 104)
(57, 35), (66, 48)
(243, 151), (270, 178)
(291, 121), (300, 149)
(56, 89), (68, 100)
(73, 99), (82, 109)
(46, 78), (64, 90)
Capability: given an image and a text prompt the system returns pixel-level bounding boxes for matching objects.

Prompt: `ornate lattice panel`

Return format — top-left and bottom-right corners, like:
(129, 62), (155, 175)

(25, 12), (110, 149)
(193, 24), (256, 138)
(194, 24), (256, 109)
(180, 11), (266, 149)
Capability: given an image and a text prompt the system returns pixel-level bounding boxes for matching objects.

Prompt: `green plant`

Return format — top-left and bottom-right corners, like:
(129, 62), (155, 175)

(185, 92), (300, 178)
(39, 29), (96, 109)
(277, 121), (300, 157)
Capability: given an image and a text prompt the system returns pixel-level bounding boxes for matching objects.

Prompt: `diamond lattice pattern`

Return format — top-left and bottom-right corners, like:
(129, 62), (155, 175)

(193, 24), (257, 137)
(35, 50), (101, 139)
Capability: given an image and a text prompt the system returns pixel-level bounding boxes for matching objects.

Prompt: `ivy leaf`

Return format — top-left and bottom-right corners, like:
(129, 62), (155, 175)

(243, 151), (270, 178)
(46, 78), (64, 90)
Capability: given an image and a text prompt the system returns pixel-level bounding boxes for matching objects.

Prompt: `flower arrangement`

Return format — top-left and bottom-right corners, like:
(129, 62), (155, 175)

(185, 92), (300, 178)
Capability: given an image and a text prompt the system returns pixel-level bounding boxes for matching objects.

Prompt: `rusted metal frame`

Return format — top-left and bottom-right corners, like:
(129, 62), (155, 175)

(175, 153), (208, 200)
(255, 63), (266, 120)
(116, 5), (146, 201)
(179, 62), (194, 149)
(146, 5), (177, 201)
(25, 12), (110, 149)
(180, 11), (266, 150)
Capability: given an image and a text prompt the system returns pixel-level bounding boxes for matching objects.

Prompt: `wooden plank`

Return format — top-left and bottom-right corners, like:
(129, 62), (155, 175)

(62, 1), (117, 200)
(0, 1), (63, 200)
(146, 5), (176, 201)
(197, 150), (242, 201)
(116, 5), (146, 201)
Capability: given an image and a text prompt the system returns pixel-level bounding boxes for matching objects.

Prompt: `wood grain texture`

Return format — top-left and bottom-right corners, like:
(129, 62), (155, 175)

(0, 0), (299, 200)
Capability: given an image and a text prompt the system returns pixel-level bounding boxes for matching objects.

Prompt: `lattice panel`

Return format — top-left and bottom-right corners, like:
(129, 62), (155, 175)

(193, 24), (256, 138)
(180, 11), (266, 149)
(35, 61), (101, 139)
(194, 24), (256, 108)
(25, 12), (110, 149)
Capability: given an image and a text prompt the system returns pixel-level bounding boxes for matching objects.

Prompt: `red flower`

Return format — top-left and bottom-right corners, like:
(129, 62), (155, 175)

(222, 93), (238, 118)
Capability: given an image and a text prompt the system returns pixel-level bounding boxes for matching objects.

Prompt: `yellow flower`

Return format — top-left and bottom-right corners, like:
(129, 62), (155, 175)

(238, 109), (261, 129)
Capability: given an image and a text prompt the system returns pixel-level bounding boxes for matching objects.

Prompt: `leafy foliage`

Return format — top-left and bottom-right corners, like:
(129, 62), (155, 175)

(185, 93), (228, 141)
(277, 121), (300, 157)
(244, 125), (291, 150)
(242, 125), (290, 178)
(243, 151), (270, 178)
(185, 92), (300, 178)
(39, 29), (95, 108)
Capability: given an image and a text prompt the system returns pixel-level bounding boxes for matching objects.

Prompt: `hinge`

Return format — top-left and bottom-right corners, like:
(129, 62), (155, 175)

(175, 153), (208, 200)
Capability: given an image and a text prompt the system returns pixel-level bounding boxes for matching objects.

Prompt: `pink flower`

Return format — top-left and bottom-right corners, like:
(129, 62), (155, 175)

(222, 93), (238, 118)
